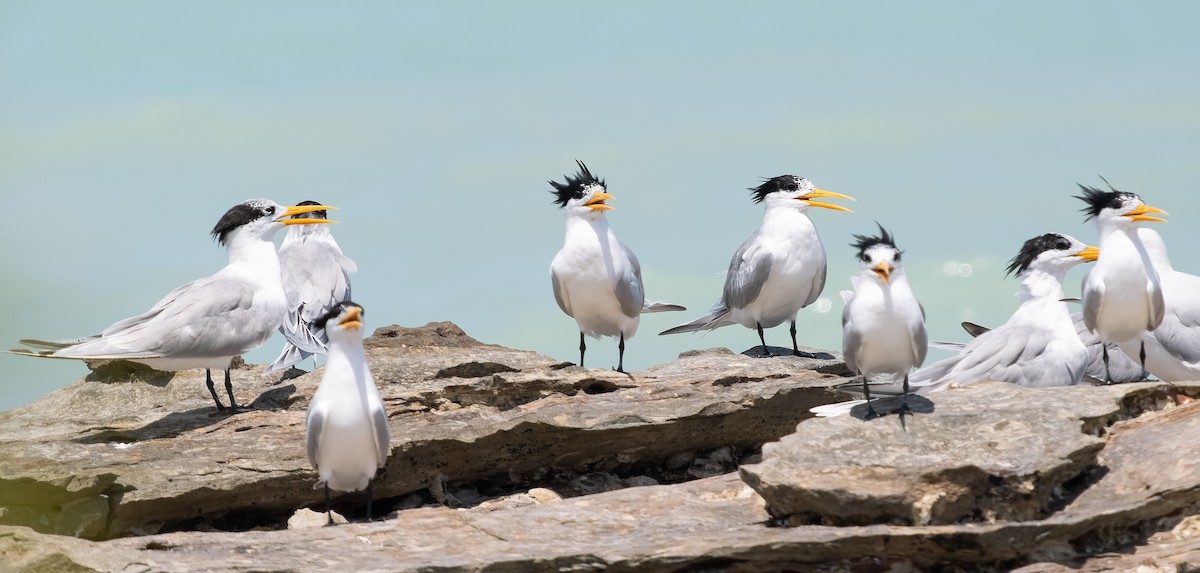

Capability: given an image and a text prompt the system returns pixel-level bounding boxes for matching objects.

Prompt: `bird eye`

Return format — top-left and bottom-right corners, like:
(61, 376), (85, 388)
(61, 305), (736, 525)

(1055, 240), (1069, 250)
(860, 254), (870, 262)
(265, 206), (276, 215)
(894, 252), (902, 262)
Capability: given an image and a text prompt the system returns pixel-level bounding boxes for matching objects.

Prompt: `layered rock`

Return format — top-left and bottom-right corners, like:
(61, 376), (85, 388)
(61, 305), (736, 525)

(1, 322), (1199, 572)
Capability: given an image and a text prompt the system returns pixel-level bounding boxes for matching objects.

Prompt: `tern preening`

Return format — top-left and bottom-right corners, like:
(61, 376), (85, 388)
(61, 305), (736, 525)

(660, 175), (854, 356)
(12, 199), (334, 411)
(305, 301), (389, 524)
(1076, 181), (1167, 382)
(548, 160), (685, 373)
(265, 200), (357, 375)
(1113, 228), (1200, 382)
(813, 233), (1099, 418)
(840, 225), (926, 419)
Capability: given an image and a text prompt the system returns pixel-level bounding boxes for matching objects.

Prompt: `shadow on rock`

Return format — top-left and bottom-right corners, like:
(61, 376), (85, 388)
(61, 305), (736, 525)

(847, 395), (935, 421)
(742, 346), (837, 360)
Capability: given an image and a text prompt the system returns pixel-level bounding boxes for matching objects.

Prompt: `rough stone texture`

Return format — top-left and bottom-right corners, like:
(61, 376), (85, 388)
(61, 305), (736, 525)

(740, 381), (1119, 526)
(2, 323), (1200, 571)
(0, 322), (847, 540)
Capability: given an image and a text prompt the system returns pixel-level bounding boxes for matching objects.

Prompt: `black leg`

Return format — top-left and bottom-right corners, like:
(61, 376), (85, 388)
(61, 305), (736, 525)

(790, 320), (801, 356)
(756, 323), (768, 357)
(1140, 341), (1148, 374)
(205, 369), (226, 411)
(898, 374), (912, 432)
(615, 333), (626, 374)
(579, 332), (586, 368)
(861, 375), (880, 420)
(366, 481), (374, 522)
(224, 367), (239, 411)
(324, 483), (334, 526)
(1102, 345), (1112, 385)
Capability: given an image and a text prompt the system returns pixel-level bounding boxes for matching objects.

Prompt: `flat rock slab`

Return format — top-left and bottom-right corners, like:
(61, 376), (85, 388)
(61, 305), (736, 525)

(0, 323), (850, 539)
(740, 381), (1143, 526)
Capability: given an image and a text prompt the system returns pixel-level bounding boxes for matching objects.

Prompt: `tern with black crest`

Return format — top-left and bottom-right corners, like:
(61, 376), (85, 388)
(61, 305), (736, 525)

(305, 301), (389, 524)
(266, 200), (357, 375)
(1076, 180), (1167, 381)
(12, 199), (335, 411)
(660, 175), (854, 356)
(840, 224), (926, 419)
(548, 160), (685, 373)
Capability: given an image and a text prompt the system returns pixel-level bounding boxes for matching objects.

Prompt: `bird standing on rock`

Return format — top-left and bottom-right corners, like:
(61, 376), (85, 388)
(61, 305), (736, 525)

(548, 160), (685, 373)
(11, 199), (335, 411)
(266, 200), (357, 375)
(660, 175), (854, 356)
(840, 225), (926, 419)
(1077, 181), (1167, 382)
(305, 301), (390, 525)
(1113, 228), (1200, 382)
(812, 233), (1100, 419)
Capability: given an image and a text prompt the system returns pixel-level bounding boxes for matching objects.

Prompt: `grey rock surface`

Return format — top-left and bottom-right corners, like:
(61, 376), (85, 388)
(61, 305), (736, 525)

(2, 322), (1200, 572)
(0, 322), (847, 540)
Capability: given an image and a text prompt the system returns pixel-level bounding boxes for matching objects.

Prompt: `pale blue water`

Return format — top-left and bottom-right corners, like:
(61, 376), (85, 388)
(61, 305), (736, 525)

(3, 2), (1200, 411)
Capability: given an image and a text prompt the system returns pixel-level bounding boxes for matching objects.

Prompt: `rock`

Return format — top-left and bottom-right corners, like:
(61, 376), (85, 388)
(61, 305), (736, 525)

(0, 322), (848, 540)
(3, 322), (1200, 571)
(740, 381), (1119, 526)
(287, 508), (346, 529)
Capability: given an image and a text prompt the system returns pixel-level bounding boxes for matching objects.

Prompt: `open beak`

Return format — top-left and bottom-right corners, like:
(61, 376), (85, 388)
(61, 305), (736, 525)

(800, 189), (856, 213)
(1125, 203), (1167, 223)
(1076, 245), (1100, 262)
(872, 261), (893, 284)
(339, 305), (363, 330)
(585, 192), (615, 211)
(277, 204), (337, 226)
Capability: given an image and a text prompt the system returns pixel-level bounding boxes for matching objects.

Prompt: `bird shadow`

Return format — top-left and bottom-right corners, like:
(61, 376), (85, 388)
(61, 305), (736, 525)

(73, 385), (298, 444)
(847, 395), (935, 422)
(742, 345), (836, 360)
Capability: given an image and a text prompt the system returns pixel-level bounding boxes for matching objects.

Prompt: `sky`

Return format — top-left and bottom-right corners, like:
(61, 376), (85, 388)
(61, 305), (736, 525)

(2, 2), (1200, 411)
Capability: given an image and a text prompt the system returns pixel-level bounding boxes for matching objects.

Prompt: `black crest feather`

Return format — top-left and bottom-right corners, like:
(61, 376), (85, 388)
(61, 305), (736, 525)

(749, 175), (802, 204)
(294, 199), (328, 220)
(317, 300), (363, 330)
(850, 223), (900, 259)
(1006, 233), (1073, 277)
(549, 160), (605, 207)
(1074, 177), (1136, 221)
(211, 200), (272, 246)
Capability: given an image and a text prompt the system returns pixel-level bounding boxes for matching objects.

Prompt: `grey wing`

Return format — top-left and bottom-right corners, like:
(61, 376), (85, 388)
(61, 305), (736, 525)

(1146, 279), (1166, 331)
(371, 406), (390, 467)
(550, 268), (571, 316)
(912, 325), (1074, 388)
(840, 303), (860, 375)
(723, 233), (772, 310)
(613, 244), (645, 319)
(911, 319), (928, 368)
(804, 259), (828, 307)
(1150, 279), (1200, 362)
(53, 276), (263, 360)
(305, 406), (325, 468)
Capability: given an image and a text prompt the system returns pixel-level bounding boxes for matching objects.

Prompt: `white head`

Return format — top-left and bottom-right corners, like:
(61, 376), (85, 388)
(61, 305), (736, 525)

(1076, 180), (1167, 232)
(319, 301), (366, 344)
(549, 160), (615, 220)
(851, 224), (904, 286)
(1007, 233), (1099, 279)
(211, 199), (335, 247)
(749, 175), (855, 213)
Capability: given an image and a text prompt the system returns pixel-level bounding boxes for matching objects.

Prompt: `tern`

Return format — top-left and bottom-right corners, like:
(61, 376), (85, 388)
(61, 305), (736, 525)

(265, 201), (357, 375)
(548, 160), (685, 373)
(660, 175), (854, 356)
(840, 224), (926, 419)
(1077, 181), (1167, 382)
(12, 199), (334, 411)
(1113, 228), (1200, 382)
(812, 233), (1100, 418)
(305, 301), (389, 524)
